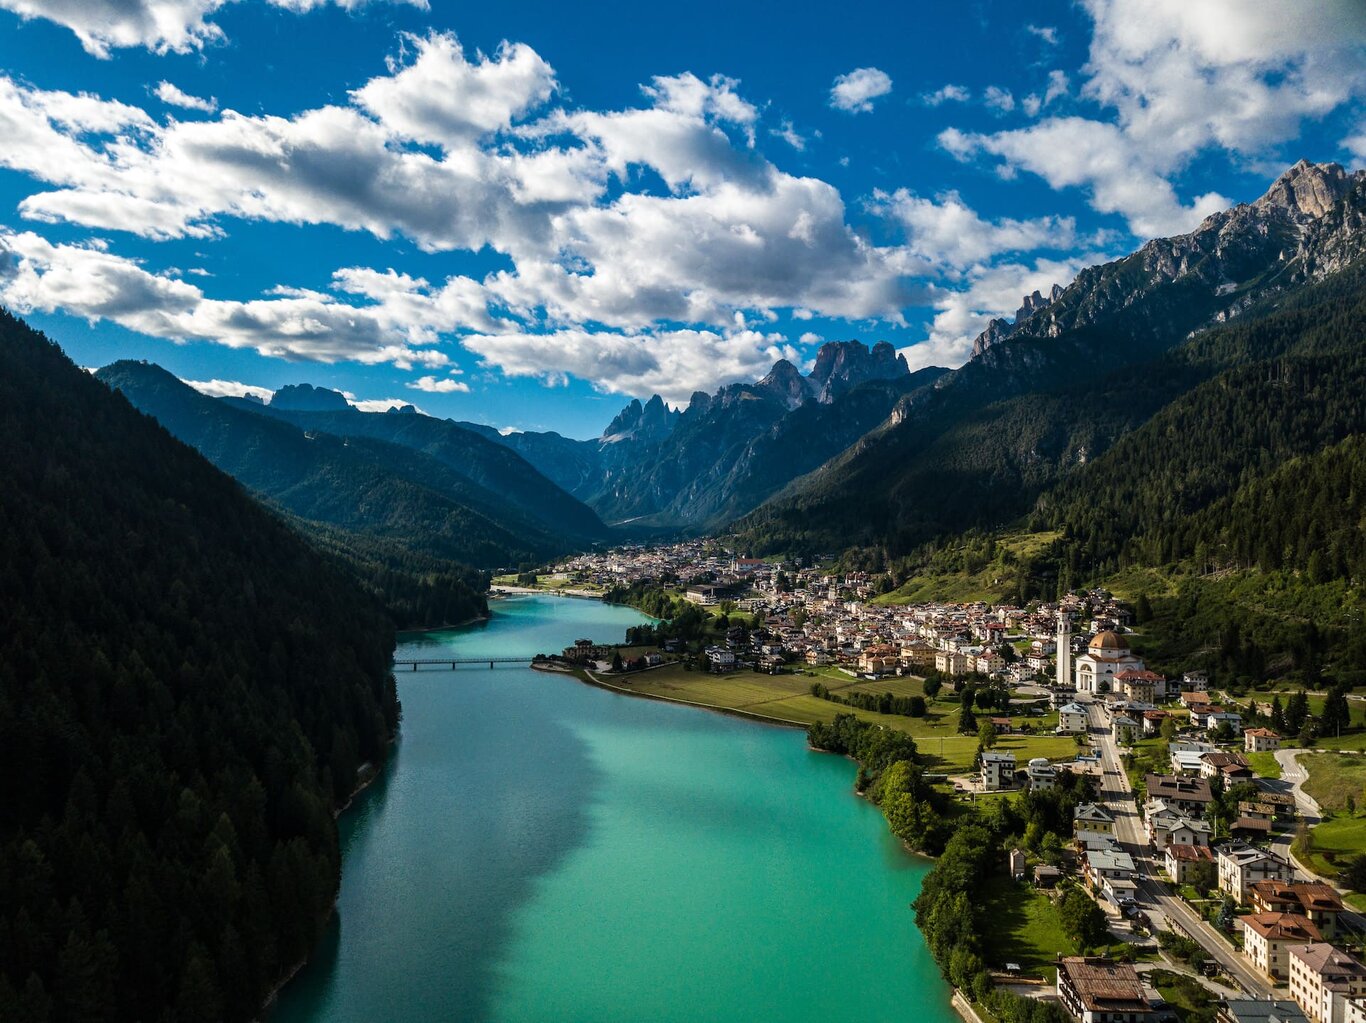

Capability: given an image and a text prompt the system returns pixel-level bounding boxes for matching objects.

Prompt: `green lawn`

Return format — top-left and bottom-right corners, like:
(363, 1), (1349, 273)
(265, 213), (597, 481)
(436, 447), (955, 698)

(1309, 732), (1366, 752)
(607, 663), (1077, 773)
(1303, 815), (1366, 879)
(1300, 753), (1366, 813)
(1245, 751), (1282, 779)
(979, 874), (1074, 980)
(1150, 968), (1217, 1023)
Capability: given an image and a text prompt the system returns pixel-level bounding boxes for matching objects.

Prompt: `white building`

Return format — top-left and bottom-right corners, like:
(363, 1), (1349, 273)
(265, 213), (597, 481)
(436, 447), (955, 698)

(1220, 844), (1293, 903)
(1289, 944), (1366, 1023)
(1026, 758), (1058, 791)
(1074, 630), (1146, 694)
(981, 751), (1017, 791)
(1056, 611), (1073, 690)
(1058, 702), (1090, 734)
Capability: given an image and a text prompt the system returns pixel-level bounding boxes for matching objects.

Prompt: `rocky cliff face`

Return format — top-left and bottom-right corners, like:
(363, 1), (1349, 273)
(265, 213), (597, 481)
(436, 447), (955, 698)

(269, 382), (353, 412)
(807, 339), (910, 403)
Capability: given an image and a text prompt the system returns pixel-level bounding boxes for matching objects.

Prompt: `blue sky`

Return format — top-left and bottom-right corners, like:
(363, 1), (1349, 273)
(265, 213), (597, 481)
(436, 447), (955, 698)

(0, 0), (1363, 438)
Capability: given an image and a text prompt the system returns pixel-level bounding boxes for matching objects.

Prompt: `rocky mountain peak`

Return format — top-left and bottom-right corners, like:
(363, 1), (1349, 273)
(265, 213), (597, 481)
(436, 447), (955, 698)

(269, 383), (352, 412)
(601, 393), (680, 443)
(969, 283), (1065, 359)
(1253, 159), (1356, 221)
(807, 339), (909, 403)
(756, 358), (813, 410)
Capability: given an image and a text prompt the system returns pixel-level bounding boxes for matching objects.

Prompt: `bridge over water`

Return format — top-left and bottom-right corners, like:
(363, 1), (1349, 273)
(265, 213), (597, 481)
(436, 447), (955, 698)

(393, 657), (541, 670)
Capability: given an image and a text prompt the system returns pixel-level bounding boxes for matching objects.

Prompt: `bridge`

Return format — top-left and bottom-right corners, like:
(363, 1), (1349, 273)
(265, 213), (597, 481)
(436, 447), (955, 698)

(392, 656), (539, 671)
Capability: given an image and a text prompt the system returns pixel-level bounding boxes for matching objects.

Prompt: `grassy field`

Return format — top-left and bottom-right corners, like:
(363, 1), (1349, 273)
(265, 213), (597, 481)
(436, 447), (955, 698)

(1301, 815), (1366, 878)
(980, 875), (1074, 979)
(603, 663), (1077, 773)
(1245, 751), (1282, 779)
(871, 532), (1061, 606)
(1309, 731), (1366, 752)
(1300, 753), (1366, 813)
(1149, 968), (1217, 1023)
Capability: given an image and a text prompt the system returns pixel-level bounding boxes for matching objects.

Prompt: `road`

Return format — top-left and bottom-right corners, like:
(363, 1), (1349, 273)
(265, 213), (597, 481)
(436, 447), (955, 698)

(1080, 695), (1277, 996)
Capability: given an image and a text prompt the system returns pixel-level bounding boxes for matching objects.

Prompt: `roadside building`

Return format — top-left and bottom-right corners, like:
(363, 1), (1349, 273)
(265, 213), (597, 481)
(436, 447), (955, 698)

(1027, 758), (1058, 791)
(1146, 775), (1215, 818)
(1247, 728), (1282, 753)
(1217, 1000), (1309, 1023)
(1074, 803), (1116, 842)
(1165, 843), (1215, 884)
(1250, 882), (1347, 941)
(1056, 957), (1157, 1023)
(1289, 944), (1366, 1023)
(1241, 913), (1322, 980)
(1058, 702), (1090, 734)
(1219, 844), (1293, 903)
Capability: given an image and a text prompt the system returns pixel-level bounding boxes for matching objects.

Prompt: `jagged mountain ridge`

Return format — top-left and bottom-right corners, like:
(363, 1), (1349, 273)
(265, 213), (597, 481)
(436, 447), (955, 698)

(735, 160), (1366, 555)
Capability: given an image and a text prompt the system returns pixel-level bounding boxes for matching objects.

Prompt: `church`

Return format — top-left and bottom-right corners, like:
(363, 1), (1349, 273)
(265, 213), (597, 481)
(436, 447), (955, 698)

(1073, 631), (1147, 695)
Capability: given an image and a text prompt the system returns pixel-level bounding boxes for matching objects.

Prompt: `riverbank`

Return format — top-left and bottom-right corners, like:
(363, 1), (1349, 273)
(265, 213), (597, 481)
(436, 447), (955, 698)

(490, 584), (604, 599)
(563, 664), (807, 729)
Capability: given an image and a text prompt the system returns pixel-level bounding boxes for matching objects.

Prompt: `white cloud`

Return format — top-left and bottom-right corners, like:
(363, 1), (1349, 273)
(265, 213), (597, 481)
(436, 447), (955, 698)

(938, 0), (1366, 239)
(461, 327), (801, 406)
(1027, 24), (1059, 46)
(0, 0), (427, 58)
(183, 377), (273, 401)
(923, 84), (970, 106)
(353, 33), (556, 149)
(0, 230), (490, 367)
(1346, 127), (1366, 163)
(154, 81), (217, 114)
(900, 253), (1102, 372)
(869, 188), (1079, 269)
(407, 374), (470, 393)
(771, 119), (805, 150)
(983, 86), (1015, 114)
(829, 67), (892, 113)
(350, 396), (423, 413)
(798, 331), (822, 345)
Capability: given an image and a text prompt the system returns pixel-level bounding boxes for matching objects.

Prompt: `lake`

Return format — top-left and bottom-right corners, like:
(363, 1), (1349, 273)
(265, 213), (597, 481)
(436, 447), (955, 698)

(272, 594), (957, 1023)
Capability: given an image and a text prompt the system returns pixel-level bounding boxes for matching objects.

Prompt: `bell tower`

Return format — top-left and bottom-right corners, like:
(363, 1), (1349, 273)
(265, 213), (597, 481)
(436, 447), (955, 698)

(1056, 610), (1072, 691)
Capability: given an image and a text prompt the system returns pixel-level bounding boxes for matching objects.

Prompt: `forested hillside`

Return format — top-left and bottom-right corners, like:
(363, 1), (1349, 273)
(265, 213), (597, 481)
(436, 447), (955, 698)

(0, 311), (400, 1022)
(96, 363), (572, 625)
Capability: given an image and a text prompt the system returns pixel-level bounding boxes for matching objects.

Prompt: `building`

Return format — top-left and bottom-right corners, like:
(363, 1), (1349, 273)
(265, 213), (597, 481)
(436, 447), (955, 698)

(981, 751), (1017, 791)
(1219, 844), (1293, 903)
(1165, 843), (1215, 884)
(1112, 715), (1141, 745)
(1201, 751), (1254, 781)
(1027, 757), (1058, 791)
(1058, 702), (1090, 734)
(1289, 944), (1366, 1023)
(1217, 1000), (1308, 1023)
(936, 650), (971, 675)
(1056, 957), (1157, 1023)
(1241, 913), (1322, 980)
(1056, 611), (1073, 691)
(1116, 668), (1165, 703)
(1009, 847), (1027, 879)
(1074, 803), (1116, 841)
(1083, 846), (1136, 888)
(1074, 630), (1146, 694)
(1247, 728), (1283, 753)
(1250, 882), (1347, 940)
(1145, 775), (1215, 817)
(1146, 803), (1213, 850)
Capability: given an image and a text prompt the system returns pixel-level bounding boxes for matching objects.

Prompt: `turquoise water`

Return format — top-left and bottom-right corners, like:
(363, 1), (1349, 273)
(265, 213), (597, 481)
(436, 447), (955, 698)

(272, 595), (956, 1023)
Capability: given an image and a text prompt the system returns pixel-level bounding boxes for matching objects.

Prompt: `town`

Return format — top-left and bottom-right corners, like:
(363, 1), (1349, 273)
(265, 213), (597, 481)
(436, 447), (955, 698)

(510, 541), (1366, 1023)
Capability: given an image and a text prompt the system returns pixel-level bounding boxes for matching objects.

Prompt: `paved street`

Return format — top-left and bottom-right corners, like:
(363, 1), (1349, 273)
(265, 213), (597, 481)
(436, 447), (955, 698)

(1081, 696), (1276, 997)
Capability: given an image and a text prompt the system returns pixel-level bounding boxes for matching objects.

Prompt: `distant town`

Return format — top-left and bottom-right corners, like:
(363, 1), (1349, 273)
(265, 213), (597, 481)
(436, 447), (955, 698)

(507, 540), (1366, 1023)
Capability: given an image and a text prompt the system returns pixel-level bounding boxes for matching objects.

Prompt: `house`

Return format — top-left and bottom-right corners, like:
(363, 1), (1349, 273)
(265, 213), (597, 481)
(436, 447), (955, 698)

(1034, 864), (1062, 888)
(1247, 728), (1283, 753)
(1165, 843), (1216, 884)
(1056, 957), (1157, 1023)
(1250, 882), (1347, 940)
(1219, 844), (1293, 903)
(804, 649), (831, 666)
(1183, 670), (1210, 692)
(936, 651), (971, 675)
(1143, 710), (1169, 736)
(1058, 702), (1090, 734)
(976, 650), (1006, 675)
(1083, 846), (1136, 888)
(1146, 803), (1213, 849)
(1116, 668), (1165, 703)
(1201, 751), (1253, 781)
(1112, 715), (1141, 745)
(1258, 791), (1300, 821)
(1027, 758), (1058, 791)
(1241, 913), (1322, 980)
(1182, 691), (1215, 710)
(706, 647), (737, 672)
(1217, 1000), (1308, 1023)
(1009, 848), (1027, 880)
(1074, 803), (1116, 841)
(1233, 816), (1275, 840)
(981, 751), (1017, 791)
(1204, 711), (1245, 735)
(685, 586), (720, 606)
(1146, 775), (1215, 817)
(1288, 944), (1366, 1023)
(989, 716), (1015, 735)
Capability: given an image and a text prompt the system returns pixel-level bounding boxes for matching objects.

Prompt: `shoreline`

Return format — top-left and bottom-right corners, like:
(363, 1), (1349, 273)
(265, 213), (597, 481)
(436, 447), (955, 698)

(490, 585), (605, 600)
(396, 612), (490, 636)
(552, 663), (807, 730)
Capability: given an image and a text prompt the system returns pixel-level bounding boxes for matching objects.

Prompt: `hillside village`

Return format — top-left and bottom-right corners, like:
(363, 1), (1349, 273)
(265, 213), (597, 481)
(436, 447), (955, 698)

(527, 542), (1366, 1023)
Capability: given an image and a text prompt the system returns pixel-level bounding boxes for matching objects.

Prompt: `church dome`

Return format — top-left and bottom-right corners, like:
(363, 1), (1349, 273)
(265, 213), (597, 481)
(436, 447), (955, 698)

(1088, 630), (1129, 652)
